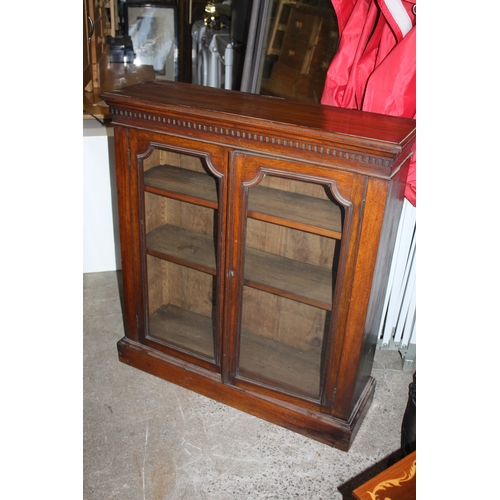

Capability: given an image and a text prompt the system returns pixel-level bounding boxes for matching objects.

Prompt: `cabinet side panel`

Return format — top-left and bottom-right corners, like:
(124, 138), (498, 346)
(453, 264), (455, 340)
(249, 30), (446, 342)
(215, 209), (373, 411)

(113, 126), (139, 341)
(331, 177), (390, 419)
(352, 161), (411, 404)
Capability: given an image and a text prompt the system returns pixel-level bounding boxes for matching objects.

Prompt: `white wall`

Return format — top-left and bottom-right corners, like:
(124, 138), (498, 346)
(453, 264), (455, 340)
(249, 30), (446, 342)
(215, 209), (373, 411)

(83, 120), (121, 273)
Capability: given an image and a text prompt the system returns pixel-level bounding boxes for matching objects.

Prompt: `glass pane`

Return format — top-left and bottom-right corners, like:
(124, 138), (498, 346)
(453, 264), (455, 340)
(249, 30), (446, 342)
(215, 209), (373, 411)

(239, 287), (331, 398)
(142, 148), (218, 361)
(238, 175), (342, 399)
(147, 256), (216, 359)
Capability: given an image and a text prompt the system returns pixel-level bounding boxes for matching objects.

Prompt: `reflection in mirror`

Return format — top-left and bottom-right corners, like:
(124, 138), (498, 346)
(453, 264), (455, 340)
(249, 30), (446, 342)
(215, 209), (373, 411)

(256, 0), (339, 102)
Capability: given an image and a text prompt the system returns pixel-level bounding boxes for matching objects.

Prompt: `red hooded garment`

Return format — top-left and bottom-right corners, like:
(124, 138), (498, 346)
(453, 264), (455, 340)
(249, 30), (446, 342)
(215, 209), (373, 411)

(321, 0), (416, 205)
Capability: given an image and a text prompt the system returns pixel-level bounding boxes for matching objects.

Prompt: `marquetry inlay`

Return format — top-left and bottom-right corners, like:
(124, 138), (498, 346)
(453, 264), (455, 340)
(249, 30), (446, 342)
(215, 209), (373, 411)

(366, 458), (416, 500)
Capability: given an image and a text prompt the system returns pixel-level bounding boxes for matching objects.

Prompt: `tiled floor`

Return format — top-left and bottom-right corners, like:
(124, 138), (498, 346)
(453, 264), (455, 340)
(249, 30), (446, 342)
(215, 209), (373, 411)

(83, 271), (415, 500)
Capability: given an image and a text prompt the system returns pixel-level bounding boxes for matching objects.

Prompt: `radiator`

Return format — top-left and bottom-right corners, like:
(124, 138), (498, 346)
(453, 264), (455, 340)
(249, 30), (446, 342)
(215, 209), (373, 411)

(192, 20), (234, 90)
(378, 198), (416, 371)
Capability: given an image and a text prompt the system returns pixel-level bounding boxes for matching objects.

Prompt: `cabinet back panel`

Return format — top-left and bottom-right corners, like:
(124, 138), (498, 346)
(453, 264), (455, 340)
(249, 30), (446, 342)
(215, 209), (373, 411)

(257, 174), (331, 200)
(147, 256), (215, 319)
(142, 148), (207, 174)
(144, 192), (169, 233)
(145, 194), (215, 237)
(245, 218), (336, 268)
(240, 286), (327, 353)
(146, 256), (216, 360)
(142, 148), (162, 172)
(146, 253), (164, 315)
(159, 150), (207, 174)
(239, 288), (327, 399)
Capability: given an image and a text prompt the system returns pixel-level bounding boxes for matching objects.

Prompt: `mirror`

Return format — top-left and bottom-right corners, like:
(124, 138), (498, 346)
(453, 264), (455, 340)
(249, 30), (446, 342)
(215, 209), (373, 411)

(253, 0), (339, 103)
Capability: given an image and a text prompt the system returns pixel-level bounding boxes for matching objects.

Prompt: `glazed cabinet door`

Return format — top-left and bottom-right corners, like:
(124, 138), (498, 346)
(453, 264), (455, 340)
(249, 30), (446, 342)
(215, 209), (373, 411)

(225, 152), (366, 410)
(126, 129), (228, 373)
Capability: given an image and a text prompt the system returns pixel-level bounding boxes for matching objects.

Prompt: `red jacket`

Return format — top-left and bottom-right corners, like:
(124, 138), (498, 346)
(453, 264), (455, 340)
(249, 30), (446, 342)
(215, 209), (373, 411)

(321, 0), (416, 205)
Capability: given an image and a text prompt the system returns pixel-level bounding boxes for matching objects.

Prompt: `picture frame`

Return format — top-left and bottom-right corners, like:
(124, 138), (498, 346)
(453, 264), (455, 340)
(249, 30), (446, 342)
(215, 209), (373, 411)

(125, 2), (178, 80)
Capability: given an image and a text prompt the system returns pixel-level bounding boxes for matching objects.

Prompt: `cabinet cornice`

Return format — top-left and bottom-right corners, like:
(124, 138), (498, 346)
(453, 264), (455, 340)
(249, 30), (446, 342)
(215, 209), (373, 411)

(102, 81), (415, 179)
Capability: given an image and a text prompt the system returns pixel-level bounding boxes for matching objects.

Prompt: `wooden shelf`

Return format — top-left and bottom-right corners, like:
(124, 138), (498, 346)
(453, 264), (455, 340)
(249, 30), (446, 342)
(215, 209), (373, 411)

(146, 224), (217, 275)
(249, 185), (342, 238)
(239, 329), (321, 398)
(144, 165), (218, 208)
(146, 223), (332, 308)
(149, 302), (321, 398)
(244, 248), (332, 310)
(148, 303), (215, 360)
(144, 164), (342, 237)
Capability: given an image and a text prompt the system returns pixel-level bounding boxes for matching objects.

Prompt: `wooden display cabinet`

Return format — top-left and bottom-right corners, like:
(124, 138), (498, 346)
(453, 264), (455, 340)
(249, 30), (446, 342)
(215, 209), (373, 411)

(101, 81), (416, 451)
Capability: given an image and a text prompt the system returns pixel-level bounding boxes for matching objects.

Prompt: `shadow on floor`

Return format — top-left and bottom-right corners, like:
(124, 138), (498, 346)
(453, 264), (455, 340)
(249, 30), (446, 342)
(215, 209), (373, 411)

(337, 449), (403, 499)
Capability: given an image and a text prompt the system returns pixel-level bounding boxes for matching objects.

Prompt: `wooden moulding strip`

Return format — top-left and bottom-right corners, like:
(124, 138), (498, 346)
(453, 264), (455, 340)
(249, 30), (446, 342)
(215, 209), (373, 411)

(105, 106), (408, 179)
(102, 80), (415, 160)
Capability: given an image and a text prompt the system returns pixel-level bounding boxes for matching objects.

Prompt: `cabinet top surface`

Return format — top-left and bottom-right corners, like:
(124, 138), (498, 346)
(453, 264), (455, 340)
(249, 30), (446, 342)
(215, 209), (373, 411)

(101, 81), (415, 147)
